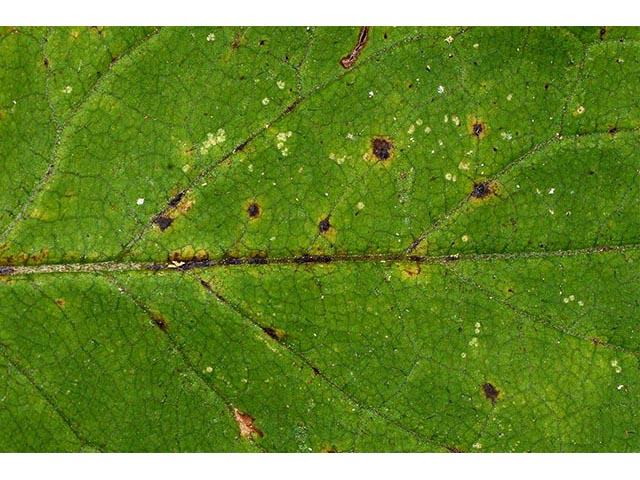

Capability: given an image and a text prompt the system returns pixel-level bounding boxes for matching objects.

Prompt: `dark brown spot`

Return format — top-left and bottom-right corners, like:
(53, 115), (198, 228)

(200, 279), (213, 292)
(168, 191), (185, 208)
(247, 202), (260, 218)
(43, 57), (49, 68)
(153, 215), (173, 231)
(608, 126), (618, 135)
(151, 313), (169, 331)
(591, 337), (605, 346)
(471, 180), (493, 199)
(599, 27), (607, 40)
(469, 118), (487, 138)
(318, 216), (331, 233)
(55, 298), (65, 307)
(259, 39), (266, 46)
(261, 326), (280, 341)
(234, 139), (249, 153)
(482, 382), (499, 404)
(372, 137), (393, 161)
(544, 83), (549, 90)
(472, 122), (484, 137)
(320, 446), (337, 453)
(311, 366), (320, 376)
(445, 445), (464, 453)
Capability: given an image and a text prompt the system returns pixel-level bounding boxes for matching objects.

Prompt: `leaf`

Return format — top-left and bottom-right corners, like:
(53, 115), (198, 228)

(0, 26), (638, 452)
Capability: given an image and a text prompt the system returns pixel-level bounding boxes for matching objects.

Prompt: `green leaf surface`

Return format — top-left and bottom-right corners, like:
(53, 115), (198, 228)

(0, 26), (638, 452)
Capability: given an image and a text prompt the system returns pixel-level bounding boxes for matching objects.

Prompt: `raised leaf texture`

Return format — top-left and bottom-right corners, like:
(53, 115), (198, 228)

(0, 26), (639, 452)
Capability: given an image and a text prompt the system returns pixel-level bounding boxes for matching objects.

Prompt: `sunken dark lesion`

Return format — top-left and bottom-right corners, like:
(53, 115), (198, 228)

(318, 216), (331, 234)
(482, 382), (500, 404)
(469, 117), (487, 138)
(470, 180), (495, 199)
(371, 136), (393, 161)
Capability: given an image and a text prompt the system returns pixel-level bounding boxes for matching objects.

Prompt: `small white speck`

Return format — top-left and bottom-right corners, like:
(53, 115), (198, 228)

(617, 384), (625, 390)
(425, 126), (432, 134)
(407, 124), (416, 134)
(507, 93), (513, 101)
(415, 119), (423, 126)
(357, 202), (365, 210)
(473, 43), (479, 49)
(576, 105), (585, 115)
(451, 115), (460, 126)
(461, 352), (467, 358)
(445, 173), (453, 181)
(473, 442), (482, 449)
(461, 235), (469, 242)
(62, 85), (73, 94)
(205, 366), (213, 373)
(206, 33), (216, 42)
(262, 97), (270, 105)
(549, 188), (555, 195)
(444, 36), (454, 44)
(136, 198), (144, 206)
(276, 80), (285, 89)
(368, 91), (374, 98)
(437, 85), (445, 94)
(469, 337), (479, 348)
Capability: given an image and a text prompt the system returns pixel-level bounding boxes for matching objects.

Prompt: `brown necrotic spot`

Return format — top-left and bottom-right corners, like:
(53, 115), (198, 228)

(445, 445), (464, 453)
(247, 202), (260, 218)
(599, 27), (607, 40)
(153, 215), (173, 231)
(471, 180), (493, 199)
(371, 137), (393, 161)
(55, 298), (65, 307)
(261, 326), (282, 341)
(482, 382), (500, 404)
(233, 407), (263, 440)
(318, 216), (331, 233)
(608, 126), (618, 135)
(151, 312), (169, 331)
(469, 118), (487, 138)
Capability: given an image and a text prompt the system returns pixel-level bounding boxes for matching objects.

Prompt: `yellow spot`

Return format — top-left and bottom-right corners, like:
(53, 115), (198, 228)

(407, 124), (416, 134)
(575, 105), (585, 115)
(206, 33), (216, 42)
(458, 161), (470, 170)
(357, 202), (365, 210)
(276, 80), (285, 89)
(262, 97), (270, 106)
(444, 36), (454, 44)
(468, 337), (479, 347)
(461, 235), (469, 242)
(205, 366), (213, 373)
(62, 85), (73, 94)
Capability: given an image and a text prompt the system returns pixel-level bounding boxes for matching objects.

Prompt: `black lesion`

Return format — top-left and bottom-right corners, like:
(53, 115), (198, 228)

(482, 382), (500, 404)
(247, 202), (260, 218)
(153, 215), (173, 231)
(372, 137), (393, 160)
(318, 216), (331, 233)
(471, 180), (493, 199)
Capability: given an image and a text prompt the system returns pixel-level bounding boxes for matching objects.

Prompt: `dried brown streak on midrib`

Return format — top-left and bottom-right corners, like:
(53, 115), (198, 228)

(3, 243), (639, 276)
(117, 28), (471, 259)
